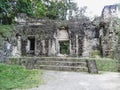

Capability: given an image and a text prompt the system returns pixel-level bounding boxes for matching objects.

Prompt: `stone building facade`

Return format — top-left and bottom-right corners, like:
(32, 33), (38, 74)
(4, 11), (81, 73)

(8, 4), (120, 58)
(11, 14), (100, 57)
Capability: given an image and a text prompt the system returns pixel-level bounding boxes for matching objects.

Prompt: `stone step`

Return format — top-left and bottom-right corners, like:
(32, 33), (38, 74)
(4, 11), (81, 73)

(33, 57), (87, 62)
(36, 61), (87, 67)
(35, 65), (88, 72)
(10, 57), (89, 72)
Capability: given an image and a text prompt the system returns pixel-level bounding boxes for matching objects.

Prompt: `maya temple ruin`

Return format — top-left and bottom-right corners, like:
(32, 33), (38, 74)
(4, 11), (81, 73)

(4, 4), (118, 58)
(0, 4), (120, 73)
(0, 5), (120, 57)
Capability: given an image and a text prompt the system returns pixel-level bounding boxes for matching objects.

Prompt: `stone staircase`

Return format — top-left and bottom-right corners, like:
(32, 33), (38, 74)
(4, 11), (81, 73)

(8, 57), (98, 73)
(33, 57), (88, 72)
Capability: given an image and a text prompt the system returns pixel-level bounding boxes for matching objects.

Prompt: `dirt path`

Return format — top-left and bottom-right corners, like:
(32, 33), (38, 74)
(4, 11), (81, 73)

(30, 70), (120, 90)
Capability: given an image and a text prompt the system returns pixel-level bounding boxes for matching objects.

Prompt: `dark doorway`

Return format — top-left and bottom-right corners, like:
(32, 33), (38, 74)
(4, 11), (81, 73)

(29, 38), (35, 50)
(60, 41), (69, 54)
(28, 37), (35, 55)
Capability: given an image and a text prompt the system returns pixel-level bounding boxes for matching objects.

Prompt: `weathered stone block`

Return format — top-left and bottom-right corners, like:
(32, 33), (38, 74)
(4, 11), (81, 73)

(87, 60), (98, 74)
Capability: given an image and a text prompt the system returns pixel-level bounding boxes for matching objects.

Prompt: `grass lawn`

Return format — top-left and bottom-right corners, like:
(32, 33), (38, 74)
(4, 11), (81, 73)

(0, 63), (43, 90)
(96, 58), (118, 72)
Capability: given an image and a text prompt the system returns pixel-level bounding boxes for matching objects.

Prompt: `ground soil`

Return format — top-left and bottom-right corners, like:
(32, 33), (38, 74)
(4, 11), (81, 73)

(30, 70), (120, 90)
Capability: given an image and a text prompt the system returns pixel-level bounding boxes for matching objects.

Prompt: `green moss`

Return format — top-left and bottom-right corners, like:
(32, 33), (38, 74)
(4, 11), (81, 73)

(91, 50), (101, 58)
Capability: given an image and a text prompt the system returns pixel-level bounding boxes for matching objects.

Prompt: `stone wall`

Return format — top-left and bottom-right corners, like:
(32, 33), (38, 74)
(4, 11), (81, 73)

(100, 18), (119, 58)
(12, 15), (101, 57)
(9, 11), (120, 58)
(99, 4), (120, 58)
(102, 4), (120, 20)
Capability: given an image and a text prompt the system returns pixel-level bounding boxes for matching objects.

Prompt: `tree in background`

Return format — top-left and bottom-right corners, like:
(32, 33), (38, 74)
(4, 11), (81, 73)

(0, 0), (16, 24)
(16, 0), (46, 18)
(0, 0), (46, 24)
(74, 6), (88, 19)
(45, 0), (68, 20)
(0, 0), (78, 24)
(16, 0), (34, 16)
(67, 0), (78, 20)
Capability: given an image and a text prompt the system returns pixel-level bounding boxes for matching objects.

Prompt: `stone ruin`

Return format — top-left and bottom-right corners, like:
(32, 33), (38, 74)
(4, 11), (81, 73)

(102, 4), (120, 20)
(3, 4), (120, 58)
(7, 14), (100, 57)
(101, 4), (120, 58)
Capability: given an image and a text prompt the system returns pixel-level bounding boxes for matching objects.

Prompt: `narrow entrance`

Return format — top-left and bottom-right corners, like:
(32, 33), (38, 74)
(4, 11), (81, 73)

(28, 37), (35, 55)
(59, 41), (69, 54)
(29, 38), (35, 50)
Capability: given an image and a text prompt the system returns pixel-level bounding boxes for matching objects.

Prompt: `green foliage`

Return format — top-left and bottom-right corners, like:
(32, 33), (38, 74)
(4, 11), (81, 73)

(16, 0), (34, 16)
(0, 25), (13, 37)
(45, 0), (78, 20)
(0, 0), (15, 24)
(0, 0), (46, 24)
(60, 41), (69, 54)
(46, 1), (60, 19)
(0, 0), (78, 23)
(0, 0), (14, 16)
(16, 0), (46, 18)
(35, 0), (46, 18)
(0, 25), (14, 49)
(0, 63), (43, 90)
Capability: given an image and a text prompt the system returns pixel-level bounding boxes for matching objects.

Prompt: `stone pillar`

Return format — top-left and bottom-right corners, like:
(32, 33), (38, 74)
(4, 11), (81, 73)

(11, 36), (21, 57)
(26, 39), (30, 53)
(34, 37), (37, 56)
(48, 39), (56, 56)
(48, 39), (51, 56)
(82, 36), (89, 57)
(17, 36), (21, 56)
(41, 40), (46, 55)
(69, 40), (72, 55)
(21, 39), (27, 56)
(76, 34), (79, 57)
(56, 39), (60, 55)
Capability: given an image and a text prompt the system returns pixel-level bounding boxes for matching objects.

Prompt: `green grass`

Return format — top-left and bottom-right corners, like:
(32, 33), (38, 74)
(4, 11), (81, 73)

(96, 58), (118, 72)
(0, 63), (43, 90)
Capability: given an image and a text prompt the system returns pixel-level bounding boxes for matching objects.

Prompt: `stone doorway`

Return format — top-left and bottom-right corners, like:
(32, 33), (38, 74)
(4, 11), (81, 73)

(27, 37), (35, 55)
(59, 41), (69, 55)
